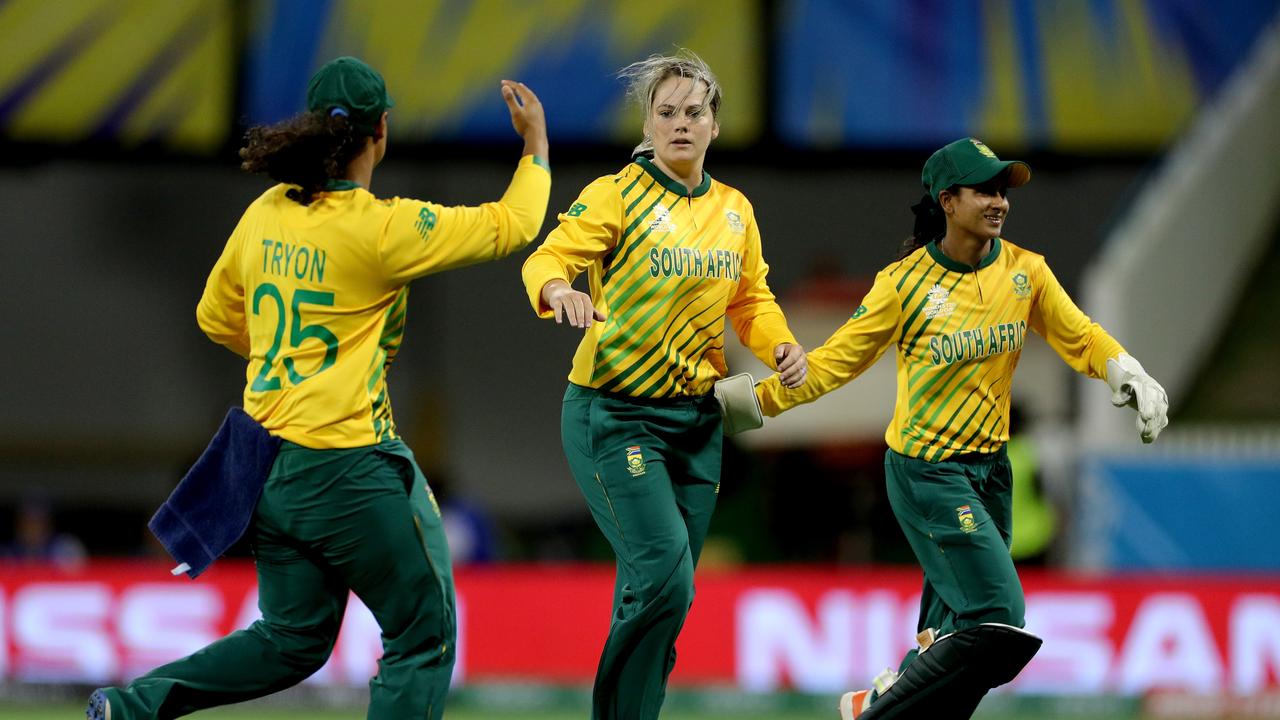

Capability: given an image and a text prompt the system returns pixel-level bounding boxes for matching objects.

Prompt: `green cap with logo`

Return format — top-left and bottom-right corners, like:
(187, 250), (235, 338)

(922, 137), (1031, 201)
(305, 56), (394, 137)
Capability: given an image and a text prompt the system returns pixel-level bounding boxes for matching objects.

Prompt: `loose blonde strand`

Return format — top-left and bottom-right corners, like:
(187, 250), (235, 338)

(617, 49), (722, 158)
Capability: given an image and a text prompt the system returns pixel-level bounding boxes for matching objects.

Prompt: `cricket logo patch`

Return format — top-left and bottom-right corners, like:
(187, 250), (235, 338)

(648, 204), (677, 232)
(725, 210), (745, 234)
(924, 284), (956, 319)
(1011, 272), (1032, 300)
(626, 446), (647, 476)
(851, 304), (868, 320)
(956, 505), (977, 533)
(969, 138), (998, 158)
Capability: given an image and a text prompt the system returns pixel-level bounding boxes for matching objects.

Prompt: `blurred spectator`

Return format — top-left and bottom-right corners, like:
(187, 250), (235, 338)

(1007, 404), (1058, 566)
(431, 472), (499, 566)
(0, 490), (87, 571)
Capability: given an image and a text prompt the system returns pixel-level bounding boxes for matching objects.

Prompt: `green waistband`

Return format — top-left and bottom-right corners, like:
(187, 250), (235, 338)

(565, 382), (714, 407)
(888, 444), (1008, 465)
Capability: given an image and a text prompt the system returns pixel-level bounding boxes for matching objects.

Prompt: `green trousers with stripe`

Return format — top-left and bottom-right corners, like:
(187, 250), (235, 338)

(99, 439), (456, 720)
(882, 446), (1025, 678)
(561, 384), (723, 720)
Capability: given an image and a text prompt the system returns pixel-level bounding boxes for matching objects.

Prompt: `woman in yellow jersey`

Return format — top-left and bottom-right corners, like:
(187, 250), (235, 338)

(87, 57), (550, 720)
(521, 50), (806, 720)
(756, 138), (1169, 720)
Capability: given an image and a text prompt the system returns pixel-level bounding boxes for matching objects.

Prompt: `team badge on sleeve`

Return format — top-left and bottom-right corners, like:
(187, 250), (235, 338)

(626, 446), (647, 476)
(415, 207), (437, 241)
(956, 505), (977, 533)
(851, 304), (868, 319)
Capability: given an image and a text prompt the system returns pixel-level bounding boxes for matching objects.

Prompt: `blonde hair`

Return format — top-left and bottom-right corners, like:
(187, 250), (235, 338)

(617, 49), (722, 158)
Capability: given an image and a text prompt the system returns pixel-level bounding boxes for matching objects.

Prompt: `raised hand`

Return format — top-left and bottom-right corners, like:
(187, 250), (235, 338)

(500, 80), (548, 161)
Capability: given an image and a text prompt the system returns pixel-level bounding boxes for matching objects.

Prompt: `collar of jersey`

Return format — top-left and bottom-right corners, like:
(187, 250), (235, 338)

(636, 156), (712, 198)
(927, 236), (1002, 273)
(323, 179), (362, 191)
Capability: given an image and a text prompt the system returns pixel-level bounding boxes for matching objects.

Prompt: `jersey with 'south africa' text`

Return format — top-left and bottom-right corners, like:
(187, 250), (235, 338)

(757, 238), (1125, 461)
(197, 155), (550, 449)
(521, 156), (794, 398)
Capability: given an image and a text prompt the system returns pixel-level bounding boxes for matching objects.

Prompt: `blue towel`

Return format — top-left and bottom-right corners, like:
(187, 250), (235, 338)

(148, 407), (281, 578)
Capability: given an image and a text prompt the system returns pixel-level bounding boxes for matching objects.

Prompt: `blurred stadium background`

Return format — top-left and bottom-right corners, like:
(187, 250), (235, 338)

(2, 0), (1280, 717)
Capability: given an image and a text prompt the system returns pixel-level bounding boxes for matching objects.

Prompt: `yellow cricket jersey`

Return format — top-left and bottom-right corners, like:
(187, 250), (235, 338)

(521, 156), (795, 398)
(758, 238), (1126, 462)
(197, 154), (550, 449)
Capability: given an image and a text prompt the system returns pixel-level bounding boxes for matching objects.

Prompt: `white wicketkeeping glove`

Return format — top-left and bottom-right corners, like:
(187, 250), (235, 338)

(1106, 353), (1169, 444)
(714, 373), (763, 435)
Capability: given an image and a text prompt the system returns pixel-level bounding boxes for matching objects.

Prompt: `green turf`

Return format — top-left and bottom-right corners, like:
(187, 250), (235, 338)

(0, 704), (1145, 720)
(4, 708), (838, 720)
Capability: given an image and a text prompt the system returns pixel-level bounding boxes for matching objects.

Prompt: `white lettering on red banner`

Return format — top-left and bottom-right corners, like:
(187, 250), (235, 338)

(1, 563), (1278, 694)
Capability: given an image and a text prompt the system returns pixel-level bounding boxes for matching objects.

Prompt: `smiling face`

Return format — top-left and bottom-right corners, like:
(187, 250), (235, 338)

(646, 74), (719, 182)
(940, 175), (1011, 242)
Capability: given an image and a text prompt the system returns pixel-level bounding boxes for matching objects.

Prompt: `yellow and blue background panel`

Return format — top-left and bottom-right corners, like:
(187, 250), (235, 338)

(1, 0), (1276, 152)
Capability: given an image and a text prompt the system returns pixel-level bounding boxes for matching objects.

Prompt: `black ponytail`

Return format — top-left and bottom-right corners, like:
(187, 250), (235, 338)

(238, 111), (367, 206)
(896, 188), (951, 260)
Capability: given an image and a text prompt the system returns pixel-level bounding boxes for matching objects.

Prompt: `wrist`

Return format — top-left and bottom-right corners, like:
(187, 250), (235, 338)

(522, 134), (549, 163)
(541, 278), (568, 302)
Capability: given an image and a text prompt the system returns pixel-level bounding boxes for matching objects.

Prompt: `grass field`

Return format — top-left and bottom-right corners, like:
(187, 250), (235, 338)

(0, 707), (1141, 720)
(0, 696), (1141, 717)
(0, 685), (1151, 719)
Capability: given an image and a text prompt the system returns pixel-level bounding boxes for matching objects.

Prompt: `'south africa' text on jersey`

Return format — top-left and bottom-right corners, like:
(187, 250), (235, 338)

(648, 247), (742, 281)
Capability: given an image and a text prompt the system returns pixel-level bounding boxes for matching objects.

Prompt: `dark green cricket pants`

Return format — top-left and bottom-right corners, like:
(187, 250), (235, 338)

(561, 384), (722, 720)
(884, 446), (1025, 666)
(101, 439), (456, 719)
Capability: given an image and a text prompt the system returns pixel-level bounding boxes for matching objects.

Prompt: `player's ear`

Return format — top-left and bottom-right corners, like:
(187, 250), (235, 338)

(711, 118), (719, 142)
(373, 112), (388, 142)
(938, 188), (955, 214)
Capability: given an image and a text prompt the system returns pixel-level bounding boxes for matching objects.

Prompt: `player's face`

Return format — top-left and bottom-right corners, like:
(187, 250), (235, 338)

(647, 75), (719, 177)
(947, 178), (1010, 241)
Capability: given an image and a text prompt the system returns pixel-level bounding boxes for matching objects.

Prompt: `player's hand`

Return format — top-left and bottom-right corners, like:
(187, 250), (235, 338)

(1106, 353), (1169, 443)
(542, 279), (605, 329)
(775, 342), (807, 388)
(501, 80), (549, 161)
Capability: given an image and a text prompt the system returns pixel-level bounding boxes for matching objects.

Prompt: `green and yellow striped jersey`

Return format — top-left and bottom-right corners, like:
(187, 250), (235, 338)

(522, 156), (795, 398)
(758, 238), (1125, 461)
(197, 154), (550, 449)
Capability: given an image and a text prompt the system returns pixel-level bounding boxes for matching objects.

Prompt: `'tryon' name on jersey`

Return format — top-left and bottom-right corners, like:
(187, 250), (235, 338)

(929, 320), (1027, 366)
(261, 239), (328, 284)
(648, 247), (743, 280)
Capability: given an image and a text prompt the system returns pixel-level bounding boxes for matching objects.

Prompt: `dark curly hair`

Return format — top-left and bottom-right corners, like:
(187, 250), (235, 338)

(238, 111), (367, 205)
(896, 186), (957, 260)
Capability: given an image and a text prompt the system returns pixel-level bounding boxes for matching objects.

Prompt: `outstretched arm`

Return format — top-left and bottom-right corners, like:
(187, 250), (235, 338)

(756, 270), (901, 416)
(1030, 260), (1168, 442)
(379, 81), (552, 284)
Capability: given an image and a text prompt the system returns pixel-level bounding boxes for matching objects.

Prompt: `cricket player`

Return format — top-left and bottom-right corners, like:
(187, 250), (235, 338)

(756, 138), (1169, 719)
(87, 57), (550, 720)
(521, 50), (806, 720)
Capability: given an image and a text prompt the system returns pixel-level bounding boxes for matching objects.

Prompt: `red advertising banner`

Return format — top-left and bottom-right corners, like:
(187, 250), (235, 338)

(2, 561), (1279, 695)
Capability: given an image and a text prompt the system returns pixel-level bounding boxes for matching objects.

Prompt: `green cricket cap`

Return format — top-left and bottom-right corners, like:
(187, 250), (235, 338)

(305, 56), (394, 136)
(922, 137), (1031, 201)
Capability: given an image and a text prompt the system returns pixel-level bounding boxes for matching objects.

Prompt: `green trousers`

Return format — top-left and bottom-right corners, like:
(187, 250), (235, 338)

(884, 446), (1025, 672)
(561, 384), (722, 720)
(101, 439), (456, 719)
